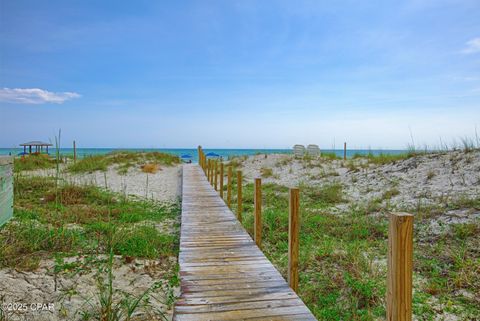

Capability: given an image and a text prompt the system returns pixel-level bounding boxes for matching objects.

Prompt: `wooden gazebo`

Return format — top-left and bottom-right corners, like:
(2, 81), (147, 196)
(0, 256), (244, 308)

(20, 141), (53, 154)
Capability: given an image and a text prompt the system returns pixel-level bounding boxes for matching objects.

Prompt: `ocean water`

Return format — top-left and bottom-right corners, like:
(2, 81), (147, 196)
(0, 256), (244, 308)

(0, 147), (406, 162)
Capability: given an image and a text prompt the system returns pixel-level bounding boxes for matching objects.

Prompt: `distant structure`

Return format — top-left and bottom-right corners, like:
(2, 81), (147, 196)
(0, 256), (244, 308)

(307, 144), (321, 157)
(19, 141), (53, 155)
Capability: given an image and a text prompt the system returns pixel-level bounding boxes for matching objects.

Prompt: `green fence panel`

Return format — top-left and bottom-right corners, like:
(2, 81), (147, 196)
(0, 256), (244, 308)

(0, 157), (13, 226)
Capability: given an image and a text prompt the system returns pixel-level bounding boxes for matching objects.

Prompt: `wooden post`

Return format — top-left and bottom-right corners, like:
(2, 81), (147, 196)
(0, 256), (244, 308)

(254, 178), (262, 248)
(227, 166), (232, 207)
(209, 160), (212, 184)
(288, 188), (300, 292)
(387, 212), (413, 321)
(214, 160), (218, 191)
(73, 140), (77, 163)
(220, 163), (224, 199)
(237, 170), (242, 222)
(197, 146), (201, 167)
(210, 160), (214, 185)
(344, 142), (347, 160)
(207, 159), (211, 181)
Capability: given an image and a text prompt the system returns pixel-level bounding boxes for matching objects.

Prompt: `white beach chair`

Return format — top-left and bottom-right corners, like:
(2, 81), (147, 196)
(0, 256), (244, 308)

(307, 144), (320, 157)
(293, 145), (305, 158)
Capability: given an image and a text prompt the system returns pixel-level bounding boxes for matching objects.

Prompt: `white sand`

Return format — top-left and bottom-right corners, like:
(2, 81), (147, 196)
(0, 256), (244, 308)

(1, 164), (183, 320)
(234, 150), (480, 228)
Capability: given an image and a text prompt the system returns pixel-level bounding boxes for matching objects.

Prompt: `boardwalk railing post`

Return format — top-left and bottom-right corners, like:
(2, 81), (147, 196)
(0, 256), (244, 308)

(209, 159), (213, 183)
(214, 160), (218, 191)
(210, 160), (214, 185)
(227, 166), (232, 208)
(73, 140), (77, 163)
(220, 163), (224, 198)
(387, 212), (413, 321)
(207, 159), (210, 181)
(237, 170), (242, 222)
(197, 145), (201, 168)
(288, 188), (300, 292)
(344, 142), (347, 161)
(254, 178), (262, 248)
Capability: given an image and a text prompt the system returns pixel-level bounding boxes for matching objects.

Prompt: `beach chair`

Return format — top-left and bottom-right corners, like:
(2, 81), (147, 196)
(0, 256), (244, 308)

(307, 144), (320, 157)
(293, 145), (305, 158)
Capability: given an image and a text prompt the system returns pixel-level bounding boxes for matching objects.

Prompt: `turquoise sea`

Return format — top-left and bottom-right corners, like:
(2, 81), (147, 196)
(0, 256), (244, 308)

(0, 147), (406, 162)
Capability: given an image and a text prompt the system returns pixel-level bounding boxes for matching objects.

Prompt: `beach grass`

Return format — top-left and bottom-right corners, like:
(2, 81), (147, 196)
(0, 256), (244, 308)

(352, 152), (416, 165)
(67, 151), (180, 174)
(231, 182), (480, 320)
(13, 154), (56, 172)
(2, 175), (179, 270)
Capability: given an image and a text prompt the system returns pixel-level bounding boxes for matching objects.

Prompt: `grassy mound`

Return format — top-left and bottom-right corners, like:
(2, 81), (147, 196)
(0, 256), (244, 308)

(1, 176), (179, 270)
(67, 151), (180, 174)
(229, 182), (480, 320)
(14, 154), (56, 172)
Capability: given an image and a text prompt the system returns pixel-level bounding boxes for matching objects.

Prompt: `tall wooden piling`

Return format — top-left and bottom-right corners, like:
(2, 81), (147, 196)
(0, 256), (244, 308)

(227, 166), (232, 207)
(220, 163), (224, 199)
(197, 146), (201, 168)
(344, 142), (347, 160)
(288, 188), (300, 292)
(73, 140), (77, 163)
(254, 178), (262, 248)
(207, 159), (211, 182)
(237, 170), (242, 222)
(214, 160), (218, 191)
(387, 212), (413, 321)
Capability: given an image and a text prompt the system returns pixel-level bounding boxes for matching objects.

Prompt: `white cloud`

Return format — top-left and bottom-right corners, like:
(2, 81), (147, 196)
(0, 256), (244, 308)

(0, 88), (81, 104)
(462, 37), (480, 54)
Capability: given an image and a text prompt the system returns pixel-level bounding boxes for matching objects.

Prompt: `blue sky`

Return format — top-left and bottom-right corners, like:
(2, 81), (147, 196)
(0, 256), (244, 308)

(1, 0), (479, 149)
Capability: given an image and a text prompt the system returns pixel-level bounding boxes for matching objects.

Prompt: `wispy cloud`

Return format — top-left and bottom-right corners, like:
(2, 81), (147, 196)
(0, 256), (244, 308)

(0, 88), (81, 104)
(462, 37), (480, 54)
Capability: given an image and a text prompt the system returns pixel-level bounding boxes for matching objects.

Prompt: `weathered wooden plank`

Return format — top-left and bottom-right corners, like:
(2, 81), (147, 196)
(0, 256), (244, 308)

(174, 298), (304, 313)
(174, 164), (316, 320)
(174, 305), (314, 321)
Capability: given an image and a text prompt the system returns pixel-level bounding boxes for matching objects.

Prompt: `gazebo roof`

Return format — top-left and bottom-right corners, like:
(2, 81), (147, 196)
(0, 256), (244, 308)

(20, 141), (53, 147)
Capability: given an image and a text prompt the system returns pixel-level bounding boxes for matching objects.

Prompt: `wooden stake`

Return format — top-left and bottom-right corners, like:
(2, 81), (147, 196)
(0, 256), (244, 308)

(197, 145), (201, 167)
(387, 212), (413, 321)
(210, 160), (214, 185)
(227, 166), (232, 207)
(237, 170), (242, 222)
(73, 140), (77, 163)
(344, 142), (347, 160)
(214, 160), (218, 191)
(288, 188), (300, 292)
(254, 178), (262, 248)
(207, 159), (211, 181)
(220, 163), (224, 199)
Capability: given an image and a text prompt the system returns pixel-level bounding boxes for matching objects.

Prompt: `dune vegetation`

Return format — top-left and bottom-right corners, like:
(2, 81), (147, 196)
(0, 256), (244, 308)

(1, 168), (180, 320)
(224, 181), (480, 320)
(67, 151), (180, 174)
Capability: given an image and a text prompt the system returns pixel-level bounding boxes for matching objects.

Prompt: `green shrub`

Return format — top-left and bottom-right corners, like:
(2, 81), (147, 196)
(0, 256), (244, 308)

(14, 154), (56, 172)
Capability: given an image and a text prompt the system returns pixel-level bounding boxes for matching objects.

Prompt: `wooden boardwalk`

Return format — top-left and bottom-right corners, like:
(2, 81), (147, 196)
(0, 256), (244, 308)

(174, 165), (316, 321)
